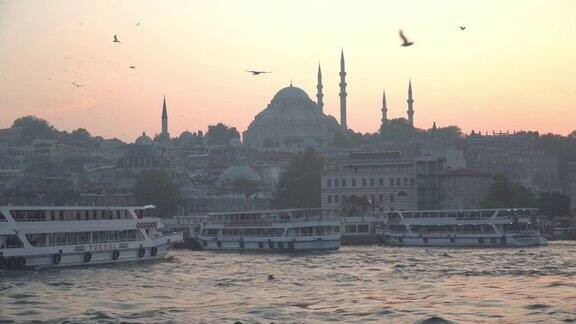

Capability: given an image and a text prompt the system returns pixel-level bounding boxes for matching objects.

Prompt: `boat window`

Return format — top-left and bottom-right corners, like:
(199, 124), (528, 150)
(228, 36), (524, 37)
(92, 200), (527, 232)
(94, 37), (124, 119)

(0, 235), (23, 248)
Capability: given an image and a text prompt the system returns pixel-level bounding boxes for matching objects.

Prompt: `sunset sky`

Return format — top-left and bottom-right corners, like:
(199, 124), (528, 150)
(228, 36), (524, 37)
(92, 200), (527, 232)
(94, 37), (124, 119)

(0, 0), (575, 141)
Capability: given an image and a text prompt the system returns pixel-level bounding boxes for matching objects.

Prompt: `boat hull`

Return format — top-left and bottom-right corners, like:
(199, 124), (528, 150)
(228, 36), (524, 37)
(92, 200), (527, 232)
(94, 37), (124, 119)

(192, 235), (341, 252)
(381, 233), (547, 247)
(0, 233), (182, 270)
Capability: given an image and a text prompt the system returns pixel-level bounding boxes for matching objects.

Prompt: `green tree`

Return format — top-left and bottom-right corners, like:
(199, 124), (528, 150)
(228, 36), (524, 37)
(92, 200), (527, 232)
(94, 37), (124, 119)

(379, 118), (419, 141)
(206, 123), (240, 146)
(231, 178), (259, 197)
(482, 174), (537, 208)
(133, 170), (181, 217)
(12, 116), (59, 143)
(272, 148), (323, 209)
(538, 192), (570, 217)
(425, 125), (463, 142)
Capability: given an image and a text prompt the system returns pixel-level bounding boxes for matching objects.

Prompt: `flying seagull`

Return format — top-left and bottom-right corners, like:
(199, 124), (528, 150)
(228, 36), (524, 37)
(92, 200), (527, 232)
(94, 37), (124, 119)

(113, 35), (121, 43)
(245, 70), (271, 75)
(129, 65), (136, 69)
(459, 26), (466, 31)
(399, 30), (414, 47)
(72, 82), (85, 88)
(136, 22), (140, 26)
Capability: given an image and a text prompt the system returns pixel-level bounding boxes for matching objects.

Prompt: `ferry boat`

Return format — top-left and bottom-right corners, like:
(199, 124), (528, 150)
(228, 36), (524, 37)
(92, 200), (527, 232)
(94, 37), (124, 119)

(192, 209), (341, 252)
(0, 205), (183, 270)
(381, 208), (547, 247)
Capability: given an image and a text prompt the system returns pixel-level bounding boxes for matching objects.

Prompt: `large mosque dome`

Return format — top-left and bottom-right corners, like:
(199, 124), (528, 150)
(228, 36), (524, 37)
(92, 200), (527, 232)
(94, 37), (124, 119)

(271, 85), (313, 105)
(243, 83), (341, 149)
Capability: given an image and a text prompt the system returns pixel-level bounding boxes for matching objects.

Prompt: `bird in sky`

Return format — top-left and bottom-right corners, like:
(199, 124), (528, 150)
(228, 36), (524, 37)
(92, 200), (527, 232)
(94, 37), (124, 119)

(399, 30), (414, 47)
(129, 66), (136, 69)
(459, 26), (466, 31)
(72, 82), (85, 88)
(113, 35), (121, 43)
(136, 22), (140, 26)
(245, 70), (272, 75)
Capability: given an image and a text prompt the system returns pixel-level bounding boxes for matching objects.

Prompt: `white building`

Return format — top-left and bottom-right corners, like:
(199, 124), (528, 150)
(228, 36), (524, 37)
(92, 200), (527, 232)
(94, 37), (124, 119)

(321, 152), (417, 212)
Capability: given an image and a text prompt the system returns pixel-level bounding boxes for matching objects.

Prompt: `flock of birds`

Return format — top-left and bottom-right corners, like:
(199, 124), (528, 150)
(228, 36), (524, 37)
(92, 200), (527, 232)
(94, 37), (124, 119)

(246, 27), (467, 76)
(68, 26), (467, 87)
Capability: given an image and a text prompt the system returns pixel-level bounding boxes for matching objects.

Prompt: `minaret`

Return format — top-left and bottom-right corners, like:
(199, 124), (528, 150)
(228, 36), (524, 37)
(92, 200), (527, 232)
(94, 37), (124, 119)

(339, 49), (347, 129)
(161, 95), (168, 136)
(381, 89), (388, 126)
(316, 64), (324, 113)
(407, 80), (414, 127)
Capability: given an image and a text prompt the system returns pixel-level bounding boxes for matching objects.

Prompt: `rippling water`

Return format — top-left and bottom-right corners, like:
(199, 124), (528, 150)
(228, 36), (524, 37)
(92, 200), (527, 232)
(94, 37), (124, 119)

(1, 242), (576, 323)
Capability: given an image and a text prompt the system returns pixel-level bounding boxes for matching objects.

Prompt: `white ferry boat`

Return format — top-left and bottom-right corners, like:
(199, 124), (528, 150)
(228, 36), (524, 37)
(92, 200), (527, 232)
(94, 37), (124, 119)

(0, 205), (183, 270)
(381, 208), (547, 247)
(192, 209), (341, 252)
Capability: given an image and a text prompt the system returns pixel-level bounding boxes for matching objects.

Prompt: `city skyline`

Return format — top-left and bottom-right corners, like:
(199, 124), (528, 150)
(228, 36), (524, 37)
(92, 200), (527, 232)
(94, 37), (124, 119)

(1, 0), (575, 141)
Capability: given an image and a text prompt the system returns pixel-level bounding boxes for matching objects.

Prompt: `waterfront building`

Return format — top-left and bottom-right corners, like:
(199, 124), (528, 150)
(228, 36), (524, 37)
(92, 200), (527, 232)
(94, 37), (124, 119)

(569, 162), (576, 217)
(321, 152), (417, 212)
(465, 132), (560, 192)
(439, 168), (492, 209)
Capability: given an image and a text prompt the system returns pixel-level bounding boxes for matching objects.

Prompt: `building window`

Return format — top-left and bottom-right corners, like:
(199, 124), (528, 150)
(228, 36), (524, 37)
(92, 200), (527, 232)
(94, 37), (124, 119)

(390, 178), (394, 186)
(370, 178), (375, 186)
(379, 194), (384, 201)
(398, 191), (408, 197)
(334, 195), (339, 203)
(396, 178), (401, 186)
(379, 177), (384, 186)
(327, 195), (332, 203)
(342, 179), (346, 187)
(352, 178), (356, 187)
(326, 179), (332, 187)
(362, 178), (367, 187)
(390, 194), (395, 202)
(403, 177), (408, 186)
(410, 177), (415, 186)
(334, 179), (339, 187)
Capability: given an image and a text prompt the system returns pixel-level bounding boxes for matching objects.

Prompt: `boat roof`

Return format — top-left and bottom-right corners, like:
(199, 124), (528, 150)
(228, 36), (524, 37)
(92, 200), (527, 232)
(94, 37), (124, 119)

(207, 208), (335, 216)
(0, 205), (156, 210)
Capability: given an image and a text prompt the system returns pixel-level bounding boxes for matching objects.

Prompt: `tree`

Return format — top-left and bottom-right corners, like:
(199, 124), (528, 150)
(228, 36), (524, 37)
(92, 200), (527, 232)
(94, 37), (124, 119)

(379, 118), (419, 141)
(481, 174), (537, 208)
(12, 116), (58, 143)
(231, 178), (259, 197)
(206, 123), (240, 146)
(538, 192), (570, 217)
(341, 195), (370, 216)
(133, 170), (181, 217)
(424, 125), (463, 142)
(272, 148), (323, 209)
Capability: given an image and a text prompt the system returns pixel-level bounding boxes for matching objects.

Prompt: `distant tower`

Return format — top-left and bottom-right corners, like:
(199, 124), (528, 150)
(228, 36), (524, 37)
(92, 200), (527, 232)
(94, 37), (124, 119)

(381, 89), (388, 126)
(407, 80), (414, 126)
(316, 64), (324, 113)
(339, 49), (348, 129)
(161, 95), (169, 137)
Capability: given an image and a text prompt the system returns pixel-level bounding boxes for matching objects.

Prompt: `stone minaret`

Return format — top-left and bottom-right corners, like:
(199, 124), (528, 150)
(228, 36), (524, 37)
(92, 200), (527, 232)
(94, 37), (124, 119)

(161, 95), (169, 136)
(381, 89), (388, 126)
(339, 49), (347, 129)
(316, 64), (324, 113)
(407, 80), (414, 127)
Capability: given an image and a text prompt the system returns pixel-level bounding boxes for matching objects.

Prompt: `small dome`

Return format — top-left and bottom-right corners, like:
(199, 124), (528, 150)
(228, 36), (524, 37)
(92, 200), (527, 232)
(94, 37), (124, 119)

(135, 132), (153, 145)
(220, 165), (261, 182)
(228, 137), (242, 147)
(179, 130), (195, 140)
(121, 144), (163, 159)
(271, 84), (312, 103)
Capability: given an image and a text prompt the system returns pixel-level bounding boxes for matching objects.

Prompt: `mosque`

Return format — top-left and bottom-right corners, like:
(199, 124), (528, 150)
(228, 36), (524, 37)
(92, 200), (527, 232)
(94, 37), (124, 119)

(136, 51), (417, 151)
(243, 50), (416, 150)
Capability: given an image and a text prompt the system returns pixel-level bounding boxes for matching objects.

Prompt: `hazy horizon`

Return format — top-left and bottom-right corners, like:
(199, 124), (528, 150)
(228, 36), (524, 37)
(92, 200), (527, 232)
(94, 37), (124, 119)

(1, 0), (575, 141)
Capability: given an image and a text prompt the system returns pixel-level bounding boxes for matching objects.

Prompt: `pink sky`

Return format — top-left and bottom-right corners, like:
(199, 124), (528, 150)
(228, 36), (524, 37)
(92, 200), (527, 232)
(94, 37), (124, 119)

(0, 0), (575, 141)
